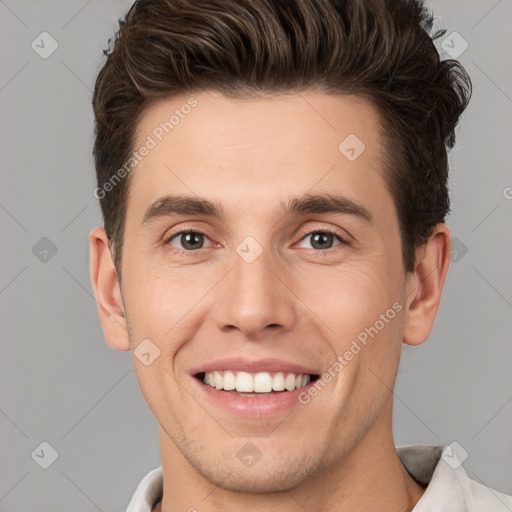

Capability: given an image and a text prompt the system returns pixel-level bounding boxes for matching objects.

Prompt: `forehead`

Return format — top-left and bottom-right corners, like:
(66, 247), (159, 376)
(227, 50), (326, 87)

(128, 90), (392, 222)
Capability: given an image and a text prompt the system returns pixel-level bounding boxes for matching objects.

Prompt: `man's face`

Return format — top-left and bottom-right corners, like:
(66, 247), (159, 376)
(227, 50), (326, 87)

(120, 90), (411, 492)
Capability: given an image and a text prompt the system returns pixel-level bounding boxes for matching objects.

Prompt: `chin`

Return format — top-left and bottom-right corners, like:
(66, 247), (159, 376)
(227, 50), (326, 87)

(196, 454), (319, 494)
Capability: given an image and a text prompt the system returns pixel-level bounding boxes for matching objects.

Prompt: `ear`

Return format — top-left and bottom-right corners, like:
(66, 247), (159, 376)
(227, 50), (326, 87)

(89, 226), (131, 351)
(403, 223), (451, 346)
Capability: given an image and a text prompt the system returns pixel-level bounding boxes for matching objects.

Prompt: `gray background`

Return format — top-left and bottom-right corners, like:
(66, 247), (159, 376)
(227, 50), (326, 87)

(0, 0), (511, 510)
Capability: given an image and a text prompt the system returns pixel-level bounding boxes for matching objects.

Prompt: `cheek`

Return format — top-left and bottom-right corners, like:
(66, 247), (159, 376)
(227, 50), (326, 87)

(297, 261), (405, 405)
(131, 358), (187, 443)
(296, 261), (401, 344)
(123, 261), (212, 341)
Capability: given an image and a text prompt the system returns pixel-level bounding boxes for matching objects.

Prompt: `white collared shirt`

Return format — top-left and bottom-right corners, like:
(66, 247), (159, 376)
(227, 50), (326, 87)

(126, 445), (512, 511)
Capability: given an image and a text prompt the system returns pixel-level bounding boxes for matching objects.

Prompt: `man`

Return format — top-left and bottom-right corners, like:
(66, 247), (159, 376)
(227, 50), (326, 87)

(89, 0), (511, 510)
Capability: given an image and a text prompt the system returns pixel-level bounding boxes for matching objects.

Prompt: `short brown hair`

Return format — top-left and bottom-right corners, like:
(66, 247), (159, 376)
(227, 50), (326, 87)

(92, 0), (471, 276)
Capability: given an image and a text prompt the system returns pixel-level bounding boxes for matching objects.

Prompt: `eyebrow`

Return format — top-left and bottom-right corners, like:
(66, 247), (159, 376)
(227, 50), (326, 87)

(283, 193), (372, 222)
(140, 192), (372, 227)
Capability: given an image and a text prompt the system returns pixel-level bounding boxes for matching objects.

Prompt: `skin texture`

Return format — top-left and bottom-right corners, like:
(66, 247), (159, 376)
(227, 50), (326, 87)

(90, 90), (451, 512)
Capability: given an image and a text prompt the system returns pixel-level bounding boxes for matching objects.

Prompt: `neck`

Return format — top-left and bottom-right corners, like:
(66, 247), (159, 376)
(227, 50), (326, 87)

(155, 401), (426, 512)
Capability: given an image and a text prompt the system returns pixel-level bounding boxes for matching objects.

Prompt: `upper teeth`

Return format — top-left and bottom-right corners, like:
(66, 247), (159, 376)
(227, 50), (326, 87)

(203, 371), (311, 392)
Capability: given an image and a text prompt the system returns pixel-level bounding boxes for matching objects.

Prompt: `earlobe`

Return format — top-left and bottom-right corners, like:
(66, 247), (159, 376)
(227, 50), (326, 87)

(89, 227), (131, 351)
(403, 224), (451, 347)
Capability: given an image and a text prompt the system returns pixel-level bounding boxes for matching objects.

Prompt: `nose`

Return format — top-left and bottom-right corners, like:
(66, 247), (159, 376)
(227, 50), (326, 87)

(214, 245), (297, 339)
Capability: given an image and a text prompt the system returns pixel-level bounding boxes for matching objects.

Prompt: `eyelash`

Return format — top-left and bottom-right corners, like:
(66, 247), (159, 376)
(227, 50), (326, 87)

(164, 226), (349, 254)
(299, 226), (349, 252)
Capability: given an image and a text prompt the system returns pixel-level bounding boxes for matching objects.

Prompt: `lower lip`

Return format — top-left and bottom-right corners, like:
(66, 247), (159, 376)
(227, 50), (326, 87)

(192, 376), (314, 418)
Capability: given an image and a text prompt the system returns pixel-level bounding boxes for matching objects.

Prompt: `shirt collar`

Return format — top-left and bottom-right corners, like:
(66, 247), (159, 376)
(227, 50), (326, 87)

(397, 445), (473, 511)
(125, 445), (497, 512)
(126, 466), (163, 512)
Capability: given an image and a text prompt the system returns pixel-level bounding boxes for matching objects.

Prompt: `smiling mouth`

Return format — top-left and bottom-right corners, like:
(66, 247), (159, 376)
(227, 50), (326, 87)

(195, 370), (320, 396)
